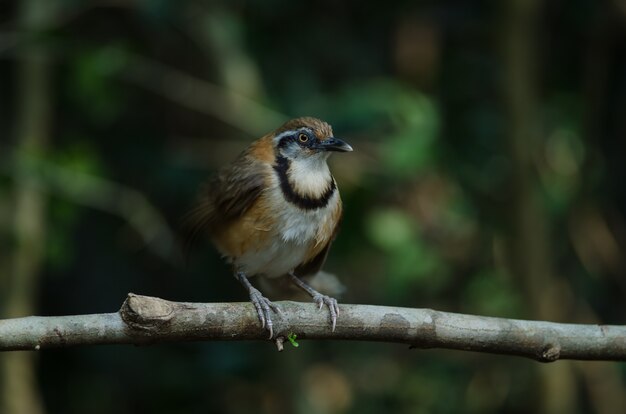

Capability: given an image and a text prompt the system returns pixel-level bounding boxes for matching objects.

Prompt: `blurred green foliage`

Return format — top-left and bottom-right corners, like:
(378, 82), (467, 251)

(1, 0), (626, 413)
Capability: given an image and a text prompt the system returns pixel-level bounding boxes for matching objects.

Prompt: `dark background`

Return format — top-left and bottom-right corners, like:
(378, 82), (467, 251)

(1, 0), (625, 413)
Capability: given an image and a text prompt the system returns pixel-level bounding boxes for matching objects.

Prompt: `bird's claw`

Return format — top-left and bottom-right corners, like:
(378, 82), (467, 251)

(249, 289), (281, 339)
(313, 294), (339, 332)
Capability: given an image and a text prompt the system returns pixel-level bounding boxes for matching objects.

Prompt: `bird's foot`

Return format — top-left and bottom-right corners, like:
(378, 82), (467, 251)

(249, 288), (282, 339)
(288, 273), (340, 332)
(312, 293), (339, 332)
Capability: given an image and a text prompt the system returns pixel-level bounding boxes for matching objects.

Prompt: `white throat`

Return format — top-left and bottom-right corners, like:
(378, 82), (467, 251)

(288, 154), (333, 197)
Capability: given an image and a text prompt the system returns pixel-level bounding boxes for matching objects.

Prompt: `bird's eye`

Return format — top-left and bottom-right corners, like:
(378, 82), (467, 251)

(298, 133), (309, 143)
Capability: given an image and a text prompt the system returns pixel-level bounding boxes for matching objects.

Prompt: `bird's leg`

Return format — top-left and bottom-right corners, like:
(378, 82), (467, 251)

(235, 271), (281, 339)
(289, 273), (339, 331)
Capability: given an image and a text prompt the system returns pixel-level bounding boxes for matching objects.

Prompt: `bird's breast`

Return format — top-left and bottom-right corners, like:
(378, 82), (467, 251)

(265, 171), (340, 243)
(216, 173), (341, 278)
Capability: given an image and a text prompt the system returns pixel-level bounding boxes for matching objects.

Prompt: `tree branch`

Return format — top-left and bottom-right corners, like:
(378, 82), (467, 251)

(0, 294), (624, 362)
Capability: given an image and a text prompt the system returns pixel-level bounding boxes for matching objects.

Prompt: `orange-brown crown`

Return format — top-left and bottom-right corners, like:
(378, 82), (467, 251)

(274, 117), (334, 141)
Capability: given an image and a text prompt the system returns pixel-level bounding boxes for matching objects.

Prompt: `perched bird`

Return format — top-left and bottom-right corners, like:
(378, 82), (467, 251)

(189, 117), (352, 338)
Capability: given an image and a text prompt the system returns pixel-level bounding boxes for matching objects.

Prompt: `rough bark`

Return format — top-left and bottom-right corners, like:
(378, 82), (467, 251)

(0, 294), (624, 362)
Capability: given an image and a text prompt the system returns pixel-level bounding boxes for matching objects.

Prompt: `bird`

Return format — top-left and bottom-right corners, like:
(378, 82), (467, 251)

(188, 117), (352, 338)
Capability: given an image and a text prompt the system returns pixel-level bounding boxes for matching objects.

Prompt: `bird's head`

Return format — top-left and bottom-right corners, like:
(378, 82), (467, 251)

(272, 117), (353, 162)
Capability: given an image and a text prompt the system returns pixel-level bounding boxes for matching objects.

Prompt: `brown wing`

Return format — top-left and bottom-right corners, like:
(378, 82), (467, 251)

(184, 148), (266, 239)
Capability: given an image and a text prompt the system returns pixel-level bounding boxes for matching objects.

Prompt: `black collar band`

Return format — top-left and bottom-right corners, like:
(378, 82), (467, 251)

(273, 156), (336, 210)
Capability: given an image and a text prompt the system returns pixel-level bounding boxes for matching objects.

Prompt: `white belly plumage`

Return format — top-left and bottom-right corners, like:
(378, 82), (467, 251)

(236, 238), (311, 278)
(234, 186), (338, 278)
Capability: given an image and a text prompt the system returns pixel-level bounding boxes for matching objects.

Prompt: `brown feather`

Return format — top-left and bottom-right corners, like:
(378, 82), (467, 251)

(275, 117), (334, 141)
(211, 202), (275, 258)
(185, 138), (272, 245)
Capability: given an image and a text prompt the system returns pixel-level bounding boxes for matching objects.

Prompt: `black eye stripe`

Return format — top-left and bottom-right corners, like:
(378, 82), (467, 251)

(298, 131), (315, 145)
(278, 130), (313, 149)
(278, 136), (292, 149)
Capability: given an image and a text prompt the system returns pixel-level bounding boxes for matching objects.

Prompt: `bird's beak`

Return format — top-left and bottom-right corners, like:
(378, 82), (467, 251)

(316, 137), (353, 152)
